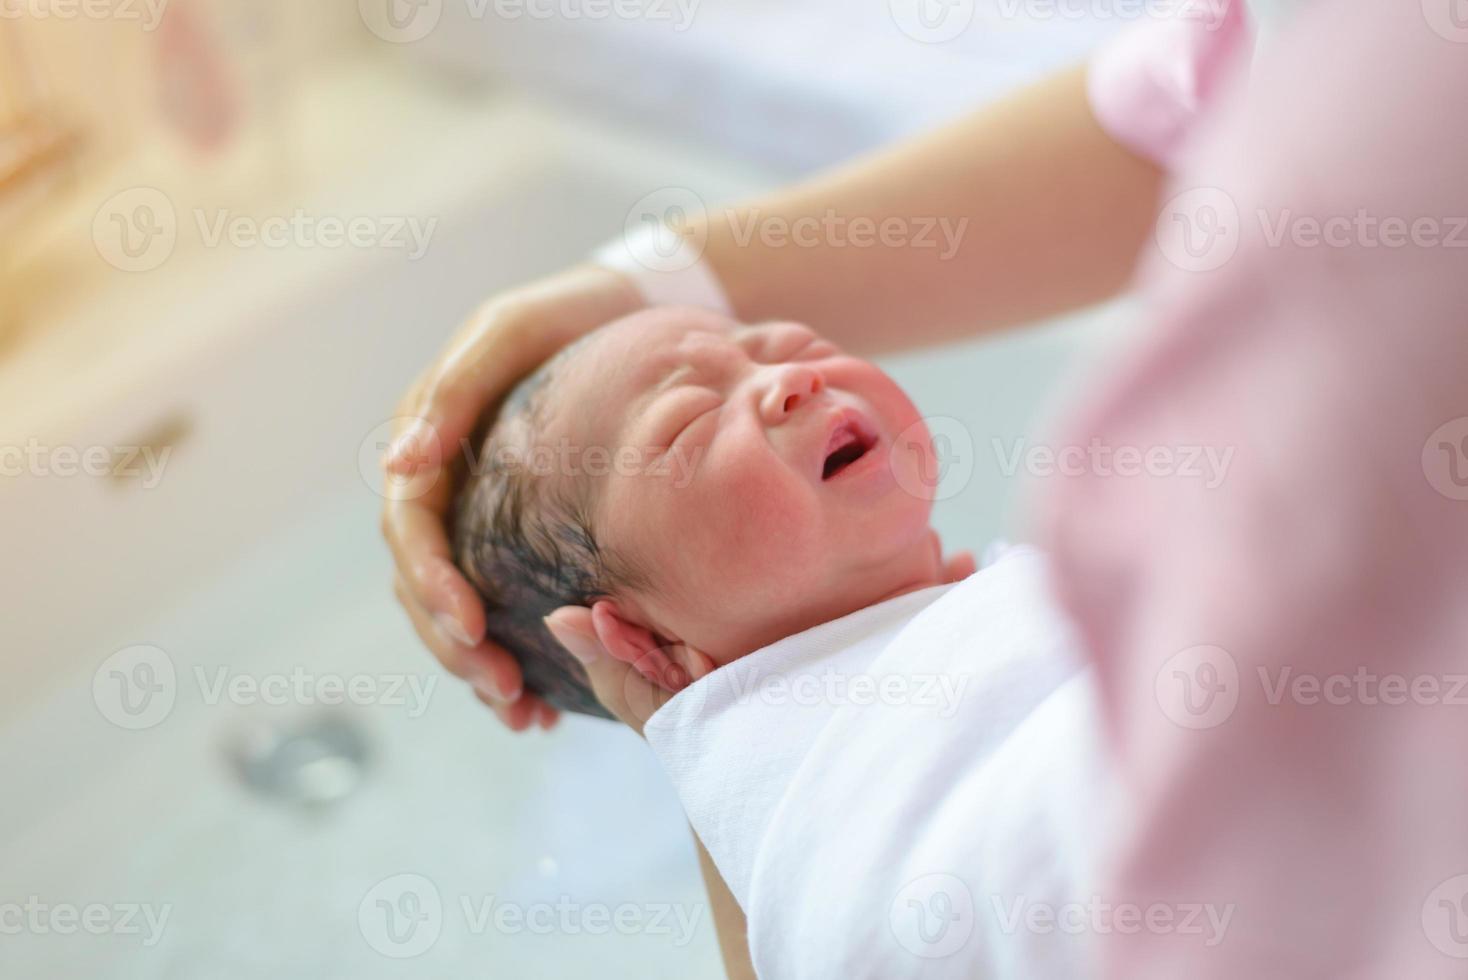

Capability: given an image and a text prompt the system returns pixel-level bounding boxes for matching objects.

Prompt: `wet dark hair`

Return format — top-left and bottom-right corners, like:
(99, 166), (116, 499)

(450, 338), (646, 719)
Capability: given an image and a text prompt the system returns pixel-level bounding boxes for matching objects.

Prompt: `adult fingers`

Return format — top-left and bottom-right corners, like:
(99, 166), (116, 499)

(382, 488), (486, 644)
(393, 573), (522, 702)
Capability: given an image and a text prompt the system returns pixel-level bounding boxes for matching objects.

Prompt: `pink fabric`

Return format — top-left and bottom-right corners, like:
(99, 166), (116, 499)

(1087, 0), (1253, 169)
(1045, 4), (1468, 978)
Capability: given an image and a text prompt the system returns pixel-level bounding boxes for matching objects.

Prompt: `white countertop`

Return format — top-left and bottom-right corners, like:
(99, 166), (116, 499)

(0, 51), (767, 448)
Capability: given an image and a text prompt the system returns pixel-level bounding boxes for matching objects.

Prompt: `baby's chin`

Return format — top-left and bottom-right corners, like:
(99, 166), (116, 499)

(831, 490), (936, 568)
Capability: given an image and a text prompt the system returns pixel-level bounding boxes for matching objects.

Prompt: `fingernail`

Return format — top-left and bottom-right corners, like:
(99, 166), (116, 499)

(471, 675), (502, 702)
(544, 615), (599, 665)
(470, 667), (518, 704)
(436, 614), (474, 648)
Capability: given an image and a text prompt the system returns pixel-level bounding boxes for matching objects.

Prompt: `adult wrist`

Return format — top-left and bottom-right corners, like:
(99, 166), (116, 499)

(591, 224), (734, 316)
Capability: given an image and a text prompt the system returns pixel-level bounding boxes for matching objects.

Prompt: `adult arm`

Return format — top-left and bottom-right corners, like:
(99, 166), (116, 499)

(540, 612), (755, 976)
(702, 64), (1163, 353)
(383, 61), (1163, 723)
(696, 831), (756, 980)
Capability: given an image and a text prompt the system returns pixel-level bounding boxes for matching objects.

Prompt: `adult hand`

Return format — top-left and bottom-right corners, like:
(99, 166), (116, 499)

(542, 606), (682, 738)
(381, 264), (645, 730)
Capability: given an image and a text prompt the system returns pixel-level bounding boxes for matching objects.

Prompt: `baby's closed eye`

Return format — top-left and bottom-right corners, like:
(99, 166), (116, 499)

(655, 387), (724, 450)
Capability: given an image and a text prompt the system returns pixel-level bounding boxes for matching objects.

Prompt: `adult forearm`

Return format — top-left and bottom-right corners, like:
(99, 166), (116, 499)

(693, 828), (755, 980)
(703, 64), (1163, 354)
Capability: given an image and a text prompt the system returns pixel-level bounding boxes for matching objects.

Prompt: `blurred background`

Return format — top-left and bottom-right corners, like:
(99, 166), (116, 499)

(1, 2), (1130, 976)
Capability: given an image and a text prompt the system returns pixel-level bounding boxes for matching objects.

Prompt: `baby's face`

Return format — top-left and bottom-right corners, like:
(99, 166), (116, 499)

(538, 308), (944, 665)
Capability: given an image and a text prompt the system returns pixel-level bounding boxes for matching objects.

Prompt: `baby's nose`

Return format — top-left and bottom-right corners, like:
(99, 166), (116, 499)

(760, 364), (825, 424)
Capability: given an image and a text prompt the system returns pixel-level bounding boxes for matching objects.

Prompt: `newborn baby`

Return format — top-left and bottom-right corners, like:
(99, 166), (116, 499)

(452, 307), (1106, 978)
(451, 306), (963, 717)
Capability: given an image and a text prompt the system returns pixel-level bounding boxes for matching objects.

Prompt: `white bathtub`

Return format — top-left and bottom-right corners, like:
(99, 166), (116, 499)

(0, 60), (1122, 978)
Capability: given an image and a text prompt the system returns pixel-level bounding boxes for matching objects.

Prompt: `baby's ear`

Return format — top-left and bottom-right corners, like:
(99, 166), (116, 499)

(589, 601), (713, 694)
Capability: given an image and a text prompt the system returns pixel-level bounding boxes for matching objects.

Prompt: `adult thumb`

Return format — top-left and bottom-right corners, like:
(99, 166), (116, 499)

(545, 608), (668, 735)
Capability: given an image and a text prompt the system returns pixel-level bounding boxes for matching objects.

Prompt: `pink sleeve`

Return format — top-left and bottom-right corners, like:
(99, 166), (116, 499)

(1046, 4), (1468, 977)
(1087, 0), (1253, 169)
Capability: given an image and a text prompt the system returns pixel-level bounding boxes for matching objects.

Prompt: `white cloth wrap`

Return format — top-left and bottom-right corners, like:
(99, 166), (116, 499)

(645, 546), (1109, 979)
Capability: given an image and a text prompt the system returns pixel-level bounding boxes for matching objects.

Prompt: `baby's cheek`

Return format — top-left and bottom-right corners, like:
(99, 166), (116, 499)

(676, 457), (825, 597)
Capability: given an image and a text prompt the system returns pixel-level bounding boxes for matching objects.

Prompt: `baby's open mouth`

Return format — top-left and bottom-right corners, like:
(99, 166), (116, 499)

(822, 417), (877, 481)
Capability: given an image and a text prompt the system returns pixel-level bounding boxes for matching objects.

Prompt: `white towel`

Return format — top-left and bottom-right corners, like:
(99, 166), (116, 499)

(645, 546), (1107, 979)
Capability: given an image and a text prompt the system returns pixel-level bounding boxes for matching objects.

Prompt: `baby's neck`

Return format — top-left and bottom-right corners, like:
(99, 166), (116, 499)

(829, 541), (951, 621)
(871, 576), (949, 605)
(709, 530), (950, 667)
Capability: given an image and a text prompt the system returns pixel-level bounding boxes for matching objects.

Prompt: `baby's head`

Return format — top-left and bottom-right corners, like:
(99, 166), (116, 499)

(452, 307), (947, 717)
